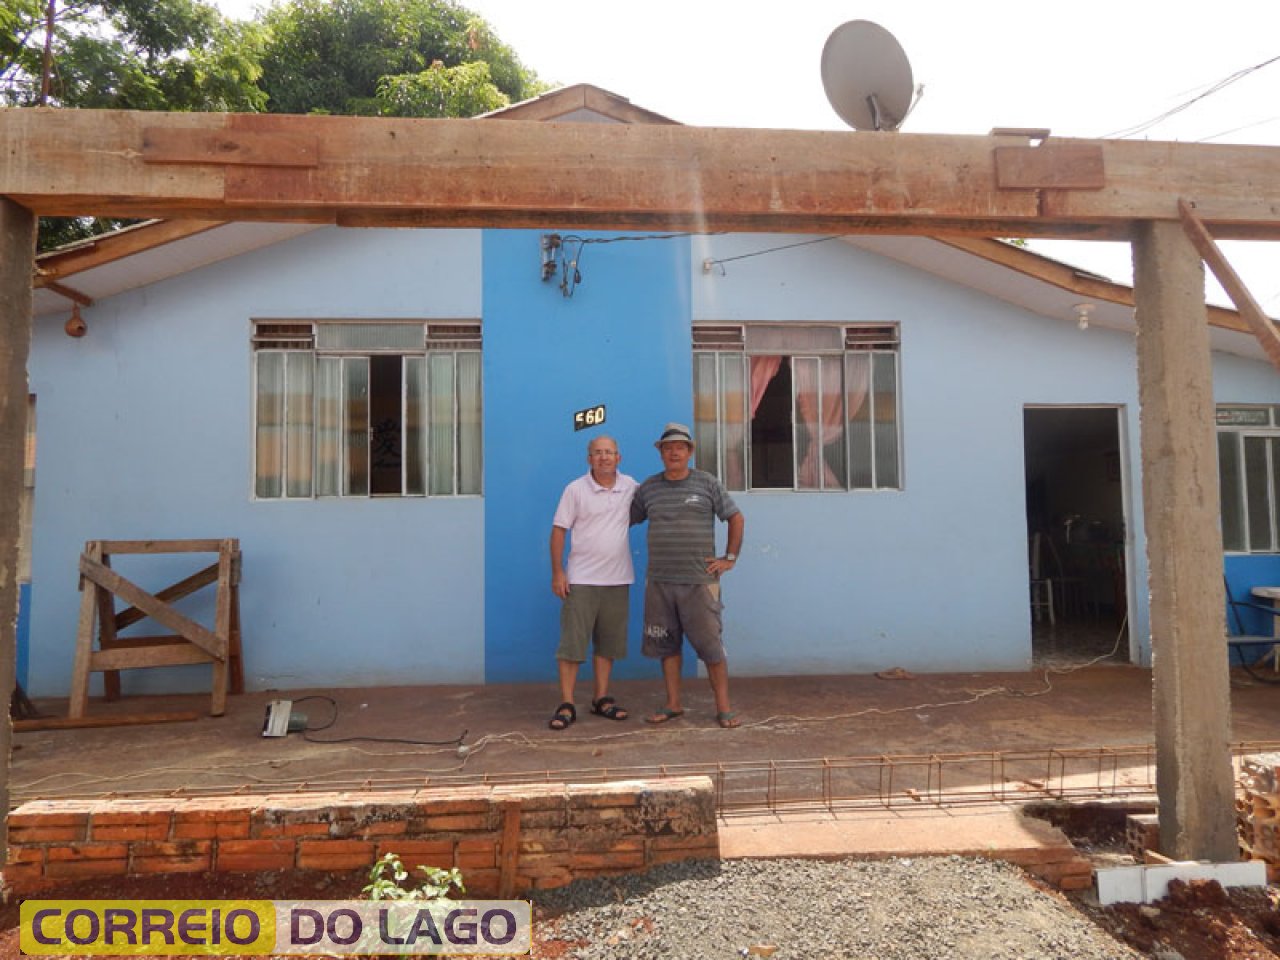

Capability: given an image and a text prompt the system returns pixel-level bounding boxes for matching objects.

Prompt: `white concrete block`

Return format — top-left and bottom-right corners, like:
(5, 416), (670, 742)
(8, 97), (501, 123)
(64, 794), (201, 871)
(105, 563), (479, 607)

(1143, 862), (1214, 901)
(1097, 861), (1266, 905)
(1212, 861), (1267, 889)
(1095, 866), (1146, 905)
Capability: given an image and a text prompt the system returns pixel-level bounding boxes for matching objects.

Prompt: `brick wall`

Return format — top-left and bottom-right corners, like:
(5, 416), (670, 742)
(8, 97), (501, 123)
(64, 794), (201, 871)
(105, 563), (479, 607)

(3, 777), (718, 894)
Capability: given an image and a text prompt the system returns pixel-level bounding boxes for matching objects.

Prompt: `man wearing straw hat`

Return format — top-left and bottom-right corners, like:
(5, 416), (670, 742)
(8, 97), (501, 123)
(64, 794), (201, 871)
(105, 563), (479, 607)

(631, 422), (745, 728)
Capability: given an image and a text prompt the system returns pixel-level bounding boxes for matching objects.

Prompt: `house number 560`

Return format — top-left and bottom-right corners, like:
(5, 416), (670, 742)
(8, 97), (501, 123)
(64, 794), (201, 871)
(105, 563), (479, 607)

(573, 405), (606, 431)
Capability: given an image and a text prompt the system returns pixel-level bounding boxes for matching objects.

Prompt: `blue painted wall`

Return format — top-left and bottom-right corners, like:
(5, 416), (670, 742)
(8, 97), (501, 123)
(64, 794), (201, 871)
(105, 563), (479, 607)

(27, 228), (487, 696)
(23, 225), (1280, 695)
(482, 229), (692, 683)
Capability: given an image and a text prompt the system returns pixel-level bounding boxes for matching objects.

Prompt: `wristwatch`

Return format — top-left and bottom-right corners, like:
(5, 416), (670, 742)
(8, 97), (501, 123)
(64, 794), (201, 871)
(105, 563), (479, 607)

(724, 553), (737, 562)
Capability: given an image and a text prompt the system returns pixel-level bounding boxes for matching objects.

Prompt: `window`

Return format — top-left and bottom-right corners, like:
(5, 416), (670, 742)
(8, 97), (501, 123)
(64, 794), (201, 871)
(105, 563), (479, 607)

(1218, 404), (1280, 552)
(253, 321), (482, 499)
(693, 323), (901, 491)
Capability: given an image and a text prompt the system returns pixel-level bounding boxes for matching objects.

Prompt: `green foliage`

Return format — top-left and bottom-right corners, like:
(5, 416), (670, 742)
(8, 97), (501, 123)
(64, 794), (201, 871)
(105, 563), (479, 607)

(363, 852), (466, 902)
(376, 59), (506, 118)
(8, 0), (542, 250)
(257, 0), (541, 117)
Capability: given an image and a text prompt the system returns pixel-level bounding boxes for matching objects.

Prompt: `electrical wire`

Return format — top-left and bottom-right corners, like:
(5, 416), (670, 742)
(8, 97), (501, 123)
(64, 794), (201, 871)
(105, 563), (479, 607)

(1100, 53), (1280, 140)
(702, 236), (841, 275)
(292, 695), (468, 747)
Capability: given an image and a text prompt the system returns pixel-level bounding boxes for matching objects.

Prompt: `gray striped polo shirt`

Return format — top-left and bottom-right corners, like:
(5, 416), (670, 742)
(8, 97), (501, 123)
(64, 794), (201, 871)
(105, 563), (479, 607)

(631, 469), (740, 584)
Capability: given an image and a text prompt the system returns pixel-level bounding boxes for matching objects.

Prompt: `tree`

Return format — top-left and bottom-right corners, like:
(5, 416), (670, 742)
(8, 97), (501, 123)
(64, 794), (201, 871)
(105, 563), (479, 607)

(4, 0), (544, 248)
(257, 0), (543, 117)
(1, 0), (267, 110)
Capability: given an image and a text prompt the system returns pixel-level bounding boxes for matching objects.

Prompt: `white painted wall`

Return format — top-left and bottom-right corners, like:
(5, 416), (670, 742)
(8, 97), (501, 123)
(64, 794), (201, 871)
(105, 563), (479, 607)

(27, 228), (485, 696)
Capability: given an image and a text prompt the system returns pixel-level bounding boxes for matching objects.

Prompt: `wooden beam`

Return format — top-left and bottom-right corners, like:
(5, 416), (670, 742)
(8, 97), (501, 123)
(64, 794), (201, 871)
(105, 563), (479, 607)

(34, 219), (224, 283)
(0, 196), (35, 863)
(40, 279), (92, 306)
(5, 109), (1280, 237)
(143, 127), (319, 168)
(935, 236), (1254, 335)
(1177, 198), (1280, 371)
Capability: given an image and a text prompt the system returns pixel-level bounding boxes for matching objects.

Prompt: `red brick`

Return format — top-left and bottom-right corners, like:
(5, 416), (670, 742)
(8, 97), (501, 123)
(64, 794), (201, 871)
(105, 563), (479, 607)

(7, 811), (89, 828)
(297, 840), (374, 870)
(216, 839), (296, 872)
(455, 845), (497, 870)
(649, 834), (719, 852)
(46, 843), (129, 861)
(8, 825), (87, 843)
(90, 824), (170, 842)
(519, 837), (569, 855)
(567, 784), (643, 809)
(133, 840), (212, 858)
(6, 845), (45, 864)
(45, 858), (128, 879)
(375, 840), (453, 862)
(355, 819), (409, 838)
(519, 853), (573, 876)
(417, 788), (494, 814)
(251, 821), (333, 839)
(91, 810), (170, 827)
(173, 819), (250, 840)
(174, 807), (252, 824)
(519, 810), (568, 830)
(422, 813), (495, 832)
(570, 850), (644, 870)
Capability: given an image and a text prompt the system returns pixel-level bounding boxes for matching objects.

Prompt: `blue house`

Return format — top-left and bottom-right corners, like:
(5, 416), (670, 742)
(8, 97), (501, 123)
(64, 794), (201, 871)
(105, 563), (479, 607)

(26, 86), (1280, 698)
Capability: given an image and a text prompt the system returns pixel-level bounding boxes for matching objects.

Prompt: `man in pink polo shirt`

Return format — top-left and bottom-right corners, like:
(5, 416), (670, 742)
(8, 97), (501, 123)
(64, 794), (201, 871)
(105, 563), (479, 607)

(547, 435), (638, 730)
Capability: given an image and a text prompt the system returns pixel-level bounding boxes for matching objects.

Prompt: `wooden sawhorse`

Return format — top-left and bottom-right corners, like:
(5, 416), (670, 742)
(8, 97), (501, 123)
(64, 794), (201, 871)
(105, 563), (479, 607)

(70, 538), (243, 718)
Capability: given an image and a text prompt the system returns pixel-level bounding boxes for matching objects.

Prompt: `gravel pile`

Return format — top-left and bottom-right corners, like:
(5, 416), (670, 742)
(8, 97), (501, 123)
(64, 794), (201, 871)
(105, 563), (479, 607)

(532, 856), (1140, 960)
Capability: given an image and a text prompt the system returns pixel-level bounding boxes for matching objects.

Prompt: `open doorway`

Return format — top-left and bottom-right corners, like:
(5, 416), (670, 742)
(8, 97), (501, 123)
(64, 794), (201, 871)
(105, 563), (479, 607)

(1023, 406), (1130, 665)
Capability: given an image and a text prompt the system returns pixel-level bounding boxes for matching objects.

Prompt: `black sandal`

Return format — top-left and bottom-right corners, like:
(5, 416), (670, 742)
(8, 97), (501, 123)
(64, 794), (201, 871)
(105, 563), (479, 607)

(590, 696), (628, 721)
(548, 702), (576, 730)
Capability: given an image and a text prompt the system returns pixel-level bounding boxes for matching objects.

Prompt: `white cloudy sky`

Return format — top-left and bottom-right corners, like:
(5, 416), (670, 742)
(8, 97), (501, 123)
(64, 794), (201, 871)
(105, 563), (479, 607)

(211, 0), (1280, 310)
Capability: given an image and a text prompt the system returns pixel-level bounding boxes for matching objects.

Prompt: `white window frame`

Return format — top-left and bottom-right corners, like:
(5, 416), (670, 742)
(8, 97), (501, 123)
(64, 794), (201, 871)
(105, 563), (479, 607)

(1218, 404), (1280, 553)
(251, 320), (482, 500)
(693, 322), (903, 492)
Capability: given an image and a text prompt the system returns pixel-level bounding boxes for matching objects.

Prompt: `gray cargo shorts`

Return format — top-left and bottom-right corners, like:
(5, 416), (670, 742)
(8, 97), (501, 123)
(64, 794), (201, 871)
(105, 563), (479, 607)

(641, 580), (726, 665)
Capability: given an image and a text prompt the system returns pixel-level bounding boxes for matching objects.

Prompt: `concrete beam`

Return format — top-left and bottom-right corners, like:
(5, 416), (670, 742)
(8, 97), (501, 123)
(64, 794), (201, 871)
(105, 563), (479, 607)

(1132, 220), (1238, 861)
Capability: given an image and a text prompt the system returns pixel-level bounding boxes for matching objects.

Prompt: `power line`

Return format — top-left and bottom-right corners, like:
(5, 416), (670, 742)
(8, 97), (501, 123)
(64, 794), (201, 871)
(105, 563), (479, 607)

(1100, 53), (1280, 139)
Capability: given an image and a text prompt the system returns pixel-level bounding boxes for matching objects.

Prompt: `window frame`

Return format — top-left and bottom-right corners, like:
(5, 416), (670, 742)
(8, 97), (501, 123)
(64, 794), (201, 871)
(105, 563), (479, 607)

(251, 319), (482, 501)
(693, 322), (903, 493)
(1218, 404), (1280, 553)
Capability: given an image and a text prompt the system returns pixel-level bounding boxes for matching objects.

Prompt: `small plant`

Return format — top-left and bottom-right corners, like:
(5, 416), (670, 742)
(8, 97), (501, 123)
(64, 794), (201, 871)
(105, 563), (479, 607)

(362, 852), (466, 902)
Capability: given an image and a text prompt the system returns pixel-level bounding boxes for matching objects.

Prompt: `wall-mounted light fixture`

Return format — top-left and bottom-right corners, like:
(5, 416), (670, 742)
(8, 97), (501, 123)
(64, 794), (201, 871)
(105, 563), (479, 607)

(64, 303), (87, 338)
(1074, 303), (1095, 331)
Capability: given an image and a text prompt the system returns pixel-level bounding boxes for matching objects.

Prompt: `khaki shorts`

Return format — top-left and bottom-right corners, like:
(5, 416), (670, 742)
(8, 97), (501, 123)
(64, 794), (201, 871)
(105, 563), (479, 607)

(557, 585), (630, 662)
(642, 581), (726, 665)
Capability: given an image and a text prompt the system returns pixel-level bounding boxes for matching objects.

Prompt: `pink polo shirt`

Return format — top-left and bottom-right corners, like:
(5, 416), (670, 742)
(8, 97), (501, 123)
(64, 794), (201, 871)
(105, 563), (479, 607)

(552, 471), (637, 586)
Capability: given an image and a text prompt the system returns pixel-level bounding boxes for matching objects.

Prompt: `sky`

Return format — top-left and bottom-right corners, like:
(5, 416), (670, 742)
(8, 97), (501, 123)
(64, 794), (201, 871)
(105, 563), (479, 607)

(212, 0), (1280, 311)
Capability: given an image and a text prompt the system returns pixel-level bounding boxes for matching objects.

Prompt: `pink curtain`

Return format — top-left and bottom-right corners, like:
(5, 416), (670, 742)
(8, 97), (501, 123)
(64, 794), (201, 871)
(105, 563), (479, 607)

(749, 355), (783, 415)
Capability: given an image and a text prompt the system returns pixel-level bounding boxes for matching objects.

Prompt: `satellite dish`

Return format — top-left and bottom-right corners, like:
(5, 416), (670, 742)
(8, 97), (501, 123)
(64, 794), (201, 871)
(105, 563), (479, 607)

(820, 20), (914, 131)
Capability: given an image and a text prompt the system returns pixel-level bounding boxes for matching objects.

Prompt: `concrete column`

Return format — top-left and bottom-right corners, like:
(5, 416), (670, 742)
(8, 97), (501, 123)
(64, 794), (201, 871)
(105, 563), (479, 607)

(0, 198), (35, 860)
(1132, 219), (1237, 861)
